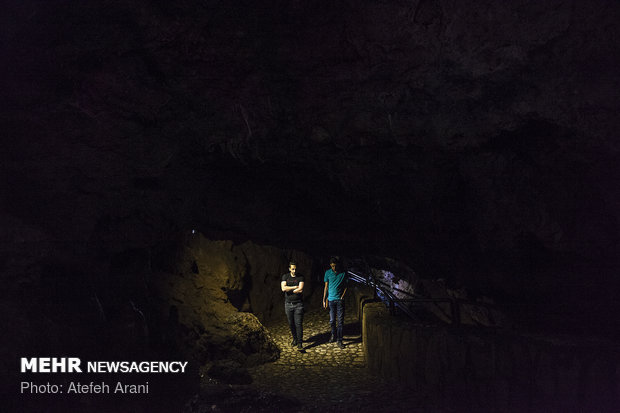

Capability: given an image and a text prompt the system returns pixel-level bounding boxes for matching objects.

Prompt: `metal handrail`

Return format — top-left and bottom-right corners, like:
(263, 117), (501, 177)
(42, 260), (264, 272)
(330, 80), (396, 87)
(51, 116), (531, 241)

(348, 270), (429, 322)
(348, 269), (497, 326)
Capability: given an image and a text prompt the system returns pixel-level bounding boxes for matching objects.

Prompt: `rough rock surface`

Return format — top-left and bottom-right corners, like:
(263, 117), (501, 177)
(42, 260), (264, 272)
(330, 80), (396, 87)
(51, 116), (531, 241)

(235, 240), (322, 323)
(2, 1), (620, 407)
(152, 235), (312, 368)
(2, 1), (618, 314)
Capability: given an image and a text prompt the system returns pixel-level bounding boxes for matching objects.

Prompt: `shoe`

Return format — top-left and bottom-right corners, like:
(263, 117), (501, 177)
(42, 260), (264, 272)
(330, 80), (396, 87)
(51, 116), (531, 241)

(337, 341), (344, 349)
(291, 339), (298, 347)
(329, 335), (336, 343)
(297, 343), (303, 351)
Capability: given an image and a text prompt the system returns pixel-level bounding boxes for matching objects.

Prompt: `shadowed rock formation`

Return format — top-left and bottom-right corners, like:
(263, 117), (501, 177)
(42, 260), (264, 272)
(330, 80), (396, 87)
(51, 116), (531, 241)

(2, 1), (618, 329)
(1, 0), (620, 411)
(152, 236), (281, 369)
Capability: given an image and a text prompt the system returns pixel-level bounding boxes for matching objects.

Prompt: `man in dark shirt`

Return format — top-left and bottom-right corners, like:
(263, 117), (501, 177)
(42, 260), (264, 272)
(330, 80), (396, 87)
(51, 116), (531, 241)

(281, 261), (305, 351)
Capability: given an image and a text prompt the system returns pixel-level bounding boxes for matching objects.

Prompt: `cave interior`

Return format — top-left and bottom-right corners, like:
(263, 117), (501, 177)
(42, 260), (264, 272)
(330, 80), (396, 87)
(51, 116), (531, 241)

(2, 0), (620, 411)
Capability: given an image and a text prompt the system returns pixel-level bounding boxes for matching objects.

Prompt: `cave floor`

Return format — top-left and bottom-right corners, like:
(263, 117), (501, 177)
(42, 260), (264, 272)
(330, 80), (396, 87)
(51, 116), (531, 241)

(242, 308), (434, 413)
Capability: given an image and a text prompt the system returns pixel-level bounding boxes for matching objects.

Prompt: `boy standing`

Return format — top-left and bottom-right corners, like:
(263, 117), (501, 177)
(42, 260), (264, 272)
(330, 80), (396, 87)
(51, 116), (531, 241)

(323, 257), (347, 348)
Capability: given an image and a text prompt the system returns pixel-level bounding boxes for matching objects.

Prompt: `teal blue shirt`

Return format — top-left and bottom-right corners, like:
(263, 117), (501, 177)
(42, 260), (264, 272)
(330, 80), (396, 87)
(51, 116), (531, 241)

(324, 269), (347, 301)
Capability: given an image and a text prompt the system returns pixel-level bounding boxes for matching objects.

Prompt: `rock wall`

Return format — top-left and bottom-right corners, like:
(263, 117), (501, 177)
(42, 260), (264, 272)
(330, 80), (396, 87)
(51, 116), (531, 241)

(235, 240), (322, 323)
(1, 229), (323, 394)
(152, 236), (274, 366)
(151, 234), (321, 370)
(3, 0), (619, 320)
(361, 300), (620, 411)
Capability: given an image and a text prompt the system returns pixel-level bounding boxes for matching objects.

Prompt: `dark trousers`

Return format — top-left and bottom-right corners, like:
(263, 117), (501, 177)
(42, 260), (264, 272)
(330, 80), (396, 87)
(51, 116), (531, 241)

(328, 299), (345, 341)
(285, 301), (304, 342)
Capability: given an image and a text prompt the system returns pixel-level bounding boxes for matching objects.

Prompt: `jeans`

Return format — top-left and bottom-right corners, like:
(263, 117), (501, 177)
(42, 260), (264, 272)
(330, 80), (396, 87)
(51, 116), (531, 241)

(284, 301), (304, 343)
(328, 299), (345, 341)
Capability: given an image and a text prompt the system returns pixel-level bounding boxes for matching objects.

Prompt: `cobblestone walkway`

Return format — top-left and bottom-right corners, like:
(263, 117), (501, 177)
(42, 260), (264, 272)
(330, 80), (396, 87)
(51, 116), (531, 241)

(247, 308), (429, 412)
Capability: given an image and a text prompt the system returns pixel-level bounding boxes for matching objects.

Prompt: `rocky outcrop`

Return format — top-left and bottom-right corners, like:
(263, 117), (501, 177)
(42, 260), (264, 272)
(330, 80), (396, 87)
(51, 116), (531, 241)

(151, 234), (322, 373)
(1, 5), (620, 407)
(153, 236), (269, 366)
(2, 0), (618, 322)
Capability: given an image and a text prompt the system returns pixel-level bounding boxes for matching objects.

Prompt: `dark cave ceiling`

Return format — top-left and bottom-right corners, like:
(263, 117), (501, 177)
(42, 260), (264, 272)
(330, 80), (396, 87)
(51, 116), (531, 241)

(1, 0), (620, 301)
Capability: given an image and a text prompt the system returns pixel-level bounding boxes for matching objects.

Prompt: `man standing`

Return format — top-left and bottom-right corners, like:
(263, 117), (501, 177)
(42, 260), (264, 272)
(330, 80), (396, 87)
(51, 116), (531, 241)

(281, 261), (304, 351)
(323, 257), (347, 349)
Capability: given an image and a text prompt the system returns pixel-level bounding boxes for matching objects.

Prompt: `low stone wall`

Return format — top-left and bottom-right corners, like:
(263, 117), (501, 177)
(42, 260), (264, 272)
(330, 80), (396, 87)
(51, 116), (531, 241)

(352, 284), (377, 321)
(360, 298), (620, 411)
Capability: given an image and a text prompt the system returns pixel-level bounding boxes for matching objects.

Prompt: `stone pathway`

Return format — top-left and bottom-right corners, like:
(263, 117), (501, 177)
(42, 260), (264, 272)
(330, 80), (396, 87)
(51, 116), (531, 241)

(245, 308), (433, 412)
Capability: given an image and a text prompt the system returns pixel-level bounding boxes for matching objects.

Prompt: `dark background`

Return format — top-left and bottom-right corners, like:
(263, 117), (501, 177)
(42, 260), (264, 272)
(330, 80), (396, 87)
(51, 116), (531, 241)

(1, 0), (619, 409)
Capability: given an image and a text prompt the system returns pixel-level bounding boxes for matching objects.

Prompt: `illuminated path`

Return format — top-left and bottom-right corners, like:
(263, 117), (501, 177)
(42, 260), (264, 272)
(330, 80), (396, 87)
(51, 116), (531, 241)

(247, 308), (424, 412)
